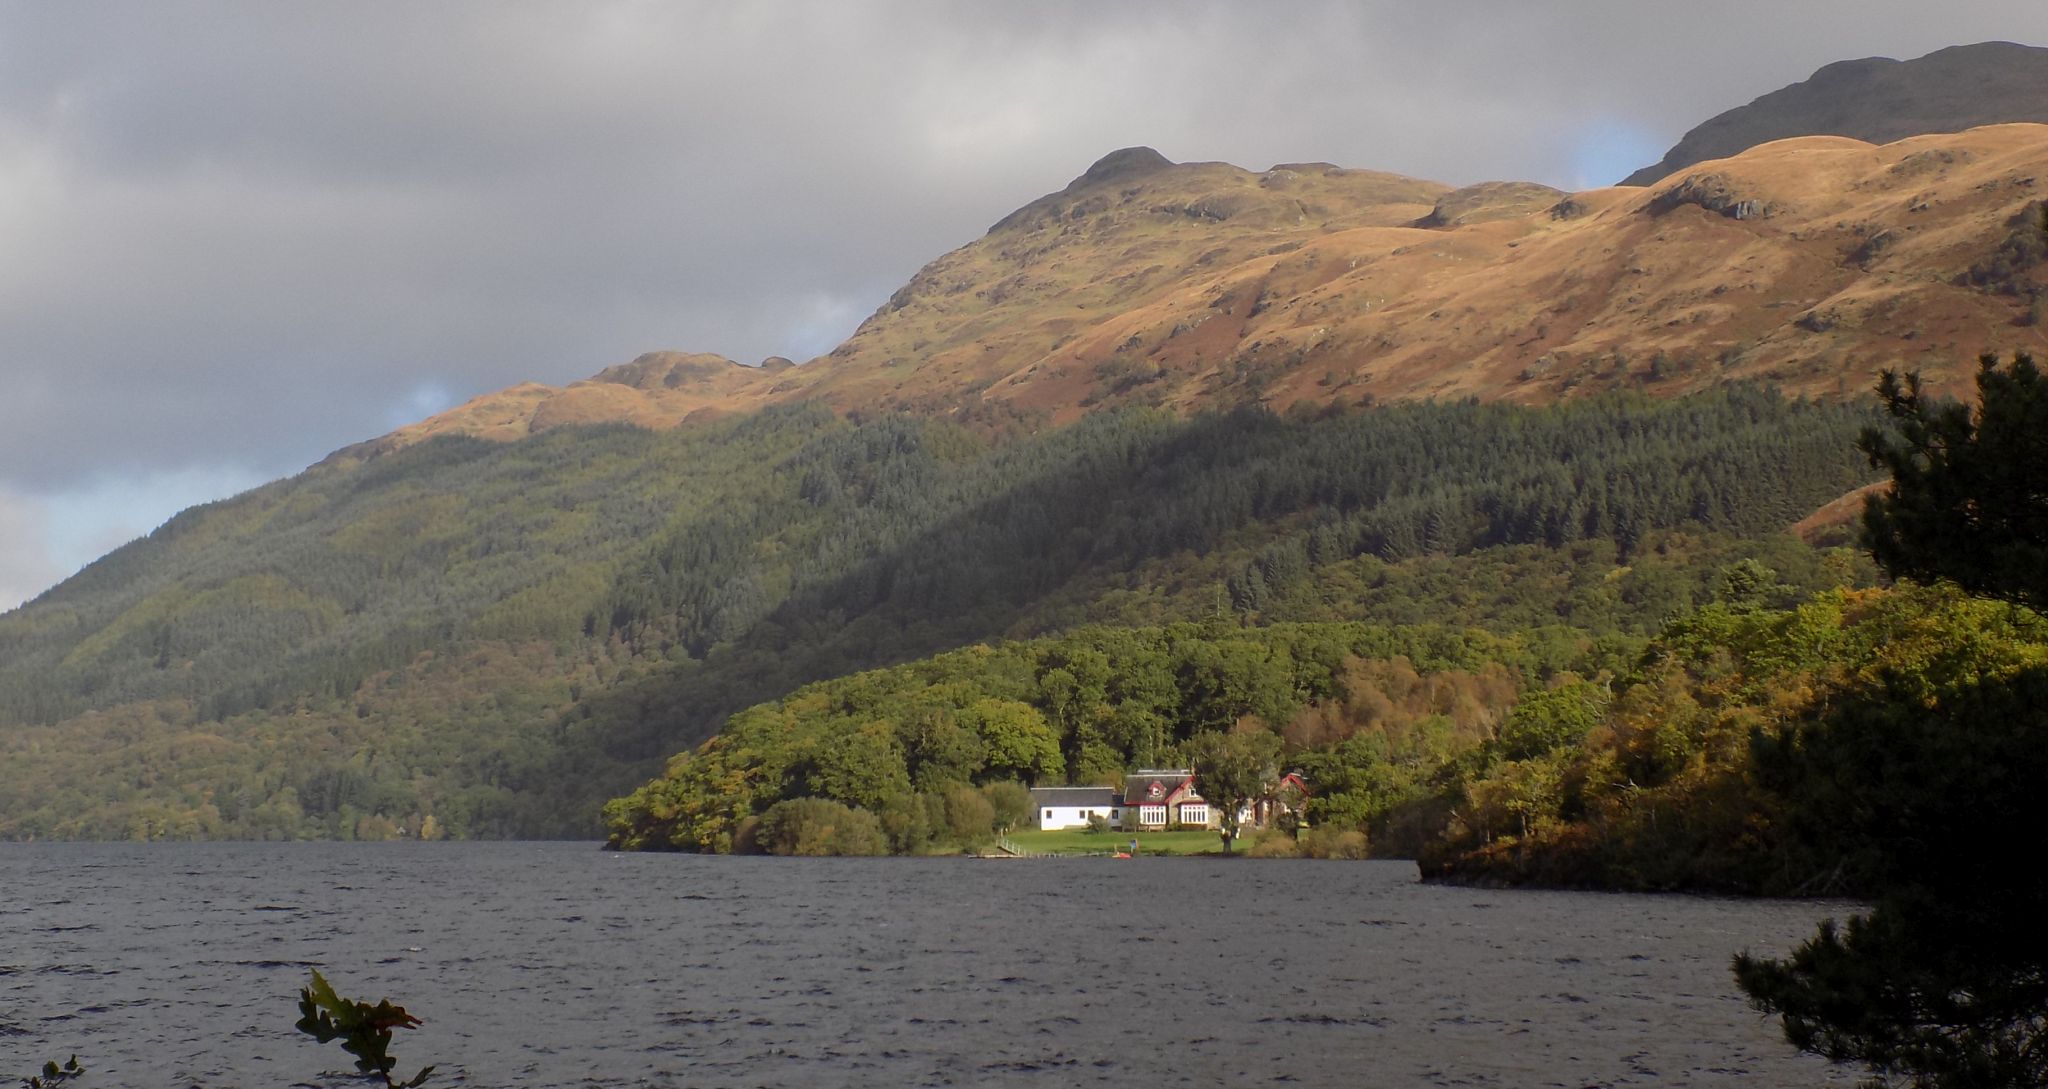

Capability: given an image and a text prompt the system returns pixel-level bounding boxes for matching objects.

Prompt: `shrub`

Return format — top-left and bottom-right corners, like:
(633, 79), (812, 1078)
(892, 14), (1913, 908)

(756, 798), (888, 856)
(943, 786), (996, 848)
(730, 815), (763, 855)
(1299, 828), (1371, 859)
(1244, 830), (1302, 858)
(980, 781), (1035, 834)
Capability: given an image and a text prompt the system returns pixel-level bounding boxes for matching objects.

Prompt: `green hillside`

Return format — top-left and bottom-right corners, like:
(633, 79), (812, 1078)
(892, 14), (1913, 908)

(0, 388), (1881, 840)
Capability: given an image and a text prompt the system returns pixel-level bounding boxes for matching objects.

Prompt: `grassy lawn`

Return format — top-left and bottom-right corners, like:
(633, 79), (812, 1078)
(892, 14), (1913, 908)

(1003, 828), (1221, 856)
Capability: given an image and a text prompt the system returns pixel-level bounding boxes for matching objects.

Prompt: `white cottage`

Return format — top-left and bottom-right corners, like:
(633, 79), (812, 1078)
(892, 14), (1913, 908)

(1027, 769), (1309, 836)
(1029, 786), (1123, 830)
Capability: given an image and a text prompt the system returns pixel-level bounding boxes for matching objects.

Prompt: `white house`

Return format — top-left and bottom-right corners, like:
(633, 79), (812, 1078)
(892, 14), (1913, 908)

(1029, 769), (1311, 834)
(1029, 786), (1122, 830)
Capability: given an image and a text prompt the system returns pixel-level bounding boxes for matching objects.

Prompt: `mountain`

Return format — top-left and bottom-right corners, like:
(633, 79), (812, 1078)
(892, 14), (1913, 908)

(0, 391), (1882, 840)
(1622, 41), (2048, 186)
(357, 123), (2048, 468)
(333, 149), (1456, 462)
(5, 119), (2046, 841)
(848, 124), (2047, 417)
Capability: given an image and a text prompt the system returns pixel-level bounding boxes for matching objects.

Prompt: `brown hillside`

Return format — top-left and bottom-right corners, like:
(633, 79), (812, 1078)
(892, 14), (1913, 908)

(325, 351), (768, 464)
(1793, 482), (1889, 547)
(784, 147), (1453, 416)
(339, 126), (2048, 459)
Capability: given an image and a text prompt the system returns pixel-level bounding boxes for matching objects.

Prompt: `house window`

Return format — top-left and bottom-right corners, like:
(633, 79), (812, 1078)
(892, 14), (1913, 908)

(1180, 804), (1209, 825)
(1138, 805), (1167, 826)
(1044, 809), (1053, 818)
(1110, 809), (1120, 819)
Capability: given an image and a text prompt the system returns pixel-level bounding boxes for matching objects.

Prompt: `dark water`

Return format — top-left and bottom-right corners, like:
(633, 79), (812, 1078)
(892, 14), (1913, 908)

(1, 843), (1860, 1088)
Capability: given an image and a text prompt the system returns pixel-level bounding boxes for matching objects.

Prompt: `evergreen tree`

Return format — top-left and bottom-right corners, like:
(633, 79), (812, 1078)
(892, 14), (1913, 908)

(1736, 668), (2048, 1089)
(1860, 352), (2048, 611)
(1739, 353), (2048, 1088)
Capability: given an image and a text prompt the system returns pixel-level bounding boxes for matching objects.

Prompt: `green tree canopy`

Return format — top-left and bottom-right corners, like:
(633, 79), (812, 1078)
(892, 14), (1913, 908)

(1188, 730), (1281, 854)
(964, 698), (1065, 783)
(1494, 677), (1608, 762)
(979, 781), (1034, 834)
(755, 797), (888, 856)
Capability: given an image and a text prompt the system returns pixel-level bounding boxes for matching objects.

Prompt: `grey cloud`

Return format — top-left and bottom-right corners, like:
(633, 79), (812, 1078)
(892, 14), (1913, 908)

(0, 486), (59, 610)
(2, 0), (2047, 501)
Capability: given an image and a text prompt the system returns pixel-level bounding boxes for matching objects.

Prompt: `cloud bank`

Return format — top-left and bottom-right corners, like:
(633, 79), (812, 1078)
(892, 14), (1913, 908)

(3, 1), (2046, 605)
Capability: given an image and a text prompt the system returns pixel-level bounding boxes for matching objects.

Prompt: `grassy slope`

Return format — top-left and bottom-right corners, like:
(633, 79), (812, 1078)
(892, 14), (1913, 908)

(1006, 829), (1219, 856)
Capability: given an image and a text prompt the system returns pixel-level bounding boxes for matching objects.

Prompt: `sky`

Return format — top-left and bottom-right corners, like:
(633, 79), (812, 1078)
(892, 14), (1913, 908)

(4, 1), (2048, 610)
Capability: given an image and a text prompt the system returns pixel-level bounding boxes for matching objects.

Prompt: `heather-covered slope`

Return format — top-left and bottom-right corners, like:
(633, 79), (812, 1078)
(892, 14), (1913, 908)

(840, 125), (2048, 421)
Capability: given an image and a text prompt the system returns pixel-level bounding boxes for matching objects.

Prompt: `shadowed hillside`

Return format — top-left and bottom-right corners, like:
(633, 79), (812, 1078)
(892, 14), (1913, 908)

(1622, 41), (2048, 186)
(0, 392), (1880, 839)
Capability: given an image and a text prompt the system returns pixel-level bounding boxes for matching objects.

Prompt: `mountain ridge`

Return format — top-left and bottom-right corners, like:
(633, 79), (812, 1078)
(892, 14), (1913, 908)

(1621, 41), (2048, 186)
(334, 124), (2048, 466)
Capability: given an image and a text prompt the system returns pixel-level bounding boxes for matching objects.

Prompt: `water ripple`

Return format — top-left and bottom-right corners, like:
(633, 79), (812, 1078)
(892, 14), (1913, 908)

(0, 843), (1859, 1088)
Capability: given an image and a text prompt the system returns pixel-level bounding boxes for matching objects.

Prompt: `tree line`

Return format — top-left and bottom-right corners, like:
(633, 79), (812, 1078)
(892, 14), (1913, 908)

(0, 388), (1879, 841)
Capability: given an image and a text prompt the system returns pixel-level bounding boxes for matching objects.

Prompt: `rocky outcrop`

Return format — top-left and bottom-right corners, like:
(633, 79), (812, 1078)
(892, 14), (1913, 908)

(1073, 145), (1173, 186)
(589, 351), (745, 389)
(988, 146), (1177, 233)
(1959, 200), (2048, 296)
(1645, 173), (1773, 220)
(1417, 181), (1567, 228)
